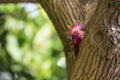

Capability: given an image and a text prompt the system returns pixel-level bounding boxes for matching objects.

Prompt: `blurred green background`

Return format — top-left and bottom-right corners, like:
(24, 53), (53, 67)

(0, 3), (66, 80)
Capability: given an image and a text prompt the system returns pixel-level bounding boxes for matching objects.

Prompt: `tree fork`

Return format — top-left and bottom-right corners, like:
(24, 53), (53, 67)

(0, 0), (120, 80)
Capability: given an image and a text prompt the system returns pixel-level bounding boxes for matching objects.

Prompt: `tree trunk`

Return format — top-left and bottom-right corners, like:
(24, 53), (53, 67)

(39, 0), (120, 80)
(1, 0), (120, 80)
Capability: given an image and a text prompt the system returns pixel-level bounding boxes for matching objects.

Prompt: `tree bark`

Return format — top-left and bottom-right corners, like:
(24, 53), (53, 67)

(71, 1), (120, 80)
(0, 0), (120, 80)
(71, 3), (120, 80)
(39, 0), (120, 80)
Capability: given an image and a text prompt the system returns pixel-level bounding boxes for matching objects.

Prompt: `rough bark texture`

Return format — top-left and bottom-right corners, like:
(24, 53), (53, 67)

(0, 0), (120, 80)
(71, 1), (120, 80)
(39, 0), (92, 78)
(39, 0), (120, 80)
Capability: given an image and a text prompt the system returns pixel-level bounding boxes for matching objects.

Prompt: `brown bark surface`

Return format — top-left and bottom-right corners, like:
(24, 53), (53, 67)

(0, 0), (120, 80)
(71, 1), (120, 80)
(40, 0), (120, 80)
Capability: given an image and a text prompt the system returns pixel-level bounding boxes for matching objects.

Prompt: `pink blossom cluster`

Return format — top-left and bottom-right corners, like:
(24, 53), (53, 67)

(70, 23), (84, 45)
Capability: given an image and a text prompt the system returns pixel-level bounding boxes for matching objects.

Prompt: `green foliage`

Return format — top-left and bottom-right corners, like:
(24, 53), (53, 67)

(0, 3), (66, 80)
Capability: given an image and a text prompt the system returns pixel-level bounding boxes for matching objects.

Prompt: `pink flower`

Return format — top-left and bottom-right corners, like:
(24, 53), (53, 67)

(70, 23), (84, 45)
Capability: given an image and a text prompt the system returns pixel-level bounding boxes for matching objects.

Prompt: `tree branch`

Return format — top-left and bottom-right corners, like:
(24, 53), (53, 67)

(0, 0), (38, 3)
(39, 0), (86, 79)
